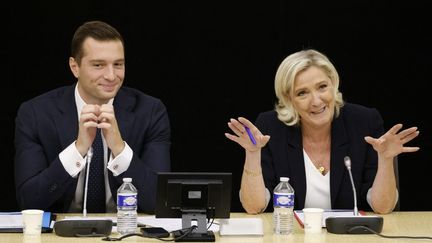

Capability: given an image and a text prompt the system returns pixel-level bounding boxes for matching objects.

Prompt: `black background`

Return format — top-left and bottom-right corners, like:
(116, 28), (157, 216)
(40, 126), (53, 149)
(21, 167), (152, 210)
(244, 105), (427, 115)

(5, 1), (431, 212)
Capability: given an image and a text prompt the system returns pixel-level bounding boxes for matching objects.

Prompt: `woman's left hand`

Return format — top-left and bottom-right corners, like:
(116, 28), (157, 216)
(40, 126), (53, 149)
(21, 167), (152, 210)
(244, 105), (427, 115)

(364, 124), (420, 160)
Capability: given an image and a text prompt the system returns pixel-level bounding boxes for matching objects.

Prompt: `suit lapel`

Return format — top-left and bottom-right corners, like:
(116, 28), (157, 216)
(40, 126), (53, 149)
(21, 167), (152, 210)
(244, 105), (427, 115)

(285, 126), (307, 209)
(52, 85), (79, 211)
(330, 116), (349, 207)
(108, 89), (136, 190)
(55, 85), (79, 148)
(55, 86), (136, 150)
(285, 116), (350, 209)
(53, 85), (137, 207)
(112, 89), (135, 144)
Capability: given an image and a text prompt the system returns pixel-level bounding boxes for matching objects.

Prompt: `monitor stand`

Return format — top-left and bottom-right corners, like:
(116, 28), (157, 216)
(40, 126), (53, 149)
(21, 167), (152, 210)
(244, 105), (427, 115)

(175, 210), (215, 242)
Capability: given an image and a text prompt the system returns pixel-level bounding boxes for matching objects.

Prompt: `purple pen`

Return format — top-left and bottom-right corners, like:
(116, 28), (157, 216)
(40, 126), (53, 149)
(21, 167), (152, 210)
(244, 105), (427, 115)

(244, 126), (257, 145)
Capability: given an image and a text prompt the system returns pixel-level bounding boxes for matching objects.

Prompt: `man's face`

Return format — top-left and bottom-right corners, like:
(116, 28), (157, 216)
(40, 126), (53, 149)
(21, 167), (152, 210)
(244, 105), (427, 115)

(70, 37), (125, 105)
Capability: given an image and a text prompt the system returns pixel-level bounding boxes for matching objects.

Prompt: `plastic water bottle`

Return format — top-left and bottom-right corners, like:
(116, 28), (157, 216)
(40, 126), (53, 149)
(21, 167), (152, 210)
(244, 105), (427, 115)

(117, 177), (138, 235)
(273, 177), (295, 234)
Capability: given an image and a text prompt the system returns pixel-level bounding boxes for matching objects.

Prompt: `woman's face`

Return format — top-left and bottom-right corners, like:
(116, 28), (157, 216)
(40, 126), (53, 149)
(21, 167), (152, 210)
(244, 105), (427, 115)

(291, 66), (335, 129)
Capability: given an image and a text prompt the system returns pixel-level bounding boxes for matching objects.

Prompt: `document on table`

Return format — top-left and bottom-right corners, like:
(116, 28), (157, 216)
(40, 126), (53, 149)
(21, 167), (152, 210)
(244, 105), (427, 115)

(0, 212), (22, 229)
(0, 212), (55, 232)
(294, 210), (365, 228)
(219, 218), (263, 236)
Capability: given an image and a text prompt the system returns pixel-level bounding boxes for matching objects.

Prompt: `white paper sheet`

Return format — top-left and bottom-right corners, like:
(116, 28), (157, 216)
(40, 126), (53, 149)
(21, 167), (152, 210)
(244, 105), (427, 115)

(219, 218), (263, 236)
(0, 212), (22, 228)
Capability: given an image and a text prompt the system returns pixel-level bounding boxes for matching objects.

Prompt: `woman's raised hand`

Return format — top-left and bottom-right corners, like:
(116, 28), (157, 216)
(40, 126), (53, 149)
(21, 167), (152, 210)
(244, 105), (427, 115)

(225, 117), (270, 152)
(364, 123), (420, 160)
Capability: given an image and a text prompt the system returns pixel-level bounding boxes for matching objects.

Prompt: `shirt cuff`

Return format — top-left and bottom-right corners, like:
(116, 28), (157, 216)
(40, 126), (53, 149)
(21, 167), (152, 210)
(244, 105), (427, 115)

(59, 142), (86, 177)
(107, 141), (133, 176)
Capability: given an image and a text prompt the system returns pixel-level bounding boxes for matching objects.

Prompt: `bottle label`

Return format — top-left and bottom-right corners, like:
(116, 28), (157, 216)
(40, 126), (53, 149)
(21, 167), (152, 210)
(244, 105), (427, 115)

(273, 193), (294, 207)
(118, 193), (137, 208)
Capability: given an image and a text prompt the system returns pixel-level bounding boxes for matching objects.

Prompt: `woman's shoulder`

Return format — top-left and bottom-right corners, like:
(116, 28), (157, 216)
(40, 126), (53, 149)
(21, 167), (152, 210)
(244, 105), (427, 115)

(340, 102), (380, 117)
(256, 110), (279, 123)
(339, 102), (383, 128)
(255, 110), (291, 133)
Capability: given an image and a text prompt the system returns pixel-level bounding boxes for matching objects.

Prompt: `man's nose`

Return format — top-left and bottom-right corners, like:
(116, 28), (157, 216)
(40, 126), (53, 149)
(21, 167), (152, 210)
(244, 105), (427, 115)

(103, 66), (116, 81)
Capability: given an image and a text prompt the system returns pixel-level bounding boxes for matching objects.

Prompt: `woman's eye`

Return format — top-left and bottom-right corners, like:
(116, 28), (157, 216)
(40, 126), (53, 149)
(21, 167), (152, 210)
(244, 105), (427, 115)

(297, 91), (306, 97)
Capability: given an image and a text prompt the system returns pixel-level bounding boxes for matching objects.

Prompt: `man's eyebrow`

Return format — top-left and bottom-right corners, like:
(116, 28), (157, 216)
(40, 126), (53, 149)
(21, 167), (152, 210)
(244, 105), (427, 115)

(89, 59), (106, 63)
(89, 59), (125, 63)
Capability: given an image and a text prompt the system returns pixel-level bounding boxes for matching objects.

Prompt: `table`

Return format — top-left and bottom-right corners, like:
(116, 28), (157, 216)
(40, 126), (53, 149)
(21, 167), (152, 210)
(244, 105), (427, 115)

(2, 212), (432, 242)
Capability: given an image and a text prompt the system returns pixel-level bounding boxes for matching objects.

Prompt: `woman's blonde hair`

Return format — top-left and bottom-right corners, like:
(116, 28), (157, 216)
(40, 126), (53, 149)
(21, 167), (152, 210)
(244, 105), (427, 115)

(274, 49), (344, 126)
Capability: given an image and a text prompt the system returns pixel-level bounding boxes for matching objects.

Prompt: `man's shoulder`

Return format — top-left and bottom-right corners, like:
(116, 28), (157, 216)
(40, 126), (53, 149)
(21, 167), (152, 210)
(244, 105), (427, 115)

(22, 85), (73, 105)
(118, 86), (162, 103)
(116, 86), (167, 112)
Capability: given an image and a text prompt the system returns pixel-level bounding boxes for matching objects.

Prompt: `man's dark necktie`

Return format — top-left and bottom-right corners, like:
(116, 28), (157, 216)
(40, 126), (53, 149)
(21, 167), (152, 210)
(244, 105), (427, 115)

(86, 128), (106, 213)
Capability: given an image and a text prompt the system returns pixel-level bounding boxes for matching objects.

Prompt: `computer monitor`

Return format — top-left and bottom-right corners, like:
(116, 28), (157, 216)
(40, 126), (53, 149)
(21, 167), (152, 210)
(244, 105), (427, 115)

(155, 172), (232, 242)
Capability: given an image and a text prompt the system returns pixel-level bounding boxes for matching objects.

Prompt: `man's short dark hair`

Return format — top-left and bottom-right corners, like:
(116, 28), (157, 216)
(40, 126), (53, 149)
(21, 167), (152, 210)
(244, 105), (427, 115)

(71, 20), (124, 64)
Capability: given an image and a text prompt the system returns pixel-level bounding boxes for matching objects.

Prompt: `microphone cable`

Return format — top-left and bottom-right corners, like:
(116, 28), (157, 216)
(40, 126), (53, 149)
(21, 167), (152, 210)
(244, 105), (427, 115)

(102, 225), (198, 242)
(348, 226), (432, 240)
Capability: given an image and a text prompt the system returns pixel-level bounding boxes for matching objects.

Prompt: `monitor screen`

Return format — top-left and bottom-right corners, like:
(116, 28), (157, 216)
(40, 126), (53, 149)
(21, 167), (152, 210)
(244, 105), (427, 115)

(155, 172), (232, 219)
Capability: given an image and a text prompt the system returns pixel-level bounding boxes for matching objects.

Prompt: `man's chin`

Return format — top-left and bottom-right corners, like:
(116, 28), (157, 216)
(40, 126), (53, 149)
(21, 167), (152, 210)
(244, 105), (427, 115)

(99, 86), (119, 95)
(101, 86), (118, 93)
(97, 92), (117, 102)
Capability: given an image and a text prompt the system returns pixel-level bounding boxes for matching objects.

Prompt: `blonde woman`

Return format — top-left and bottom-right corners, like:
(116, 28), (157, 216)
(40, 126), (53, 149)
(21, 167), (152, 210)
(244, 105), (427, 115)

(226, 49), (419, 214)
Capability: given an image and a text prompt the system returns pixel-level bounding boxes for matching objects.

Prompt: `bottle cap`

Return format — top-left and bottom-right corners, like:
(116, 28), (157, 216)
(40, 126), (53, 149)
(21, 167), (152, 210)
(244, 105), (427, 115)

(280, 177), (289, 182)
(123, 177), (132, 183)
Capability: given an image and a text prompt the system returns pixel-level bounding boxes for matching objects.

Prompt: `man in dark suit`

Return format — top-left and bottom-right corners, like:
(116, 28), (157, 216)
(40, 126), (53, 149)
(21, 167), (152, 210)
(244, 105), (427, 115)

(14, 20), (170, 213)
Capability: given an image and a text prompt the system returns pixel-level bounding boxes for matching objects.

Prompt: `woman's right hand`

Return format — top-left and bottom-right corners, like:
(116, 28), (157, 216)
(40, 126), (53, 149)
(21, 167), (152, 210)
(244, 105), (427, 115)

(225, 117), (270, 152)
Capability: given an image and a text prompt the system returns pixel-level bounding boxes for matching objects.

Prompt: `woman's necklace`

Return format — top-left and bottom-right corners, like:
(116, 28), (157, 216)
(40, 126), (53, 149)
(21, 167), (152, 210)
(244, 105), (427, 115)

(303, 137), (331, 175)
(317, 164), (326, 175)
(312, 156), (328, 175)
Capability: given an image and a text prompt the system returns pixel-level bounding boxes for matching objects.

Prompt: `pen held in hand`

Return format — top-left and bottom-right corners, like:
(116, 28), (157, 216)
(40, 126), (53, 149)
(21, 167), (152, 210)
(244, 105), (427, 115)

(245, 126), (257, 145)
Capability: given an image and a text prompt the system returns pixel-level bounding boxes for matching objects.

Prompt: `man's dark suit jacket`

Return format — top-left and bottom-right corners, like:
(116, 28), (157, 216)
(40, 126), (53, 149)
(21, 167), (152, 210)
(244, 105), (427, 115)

(14, 84), (171, 213)
(256, 103), (384, 211)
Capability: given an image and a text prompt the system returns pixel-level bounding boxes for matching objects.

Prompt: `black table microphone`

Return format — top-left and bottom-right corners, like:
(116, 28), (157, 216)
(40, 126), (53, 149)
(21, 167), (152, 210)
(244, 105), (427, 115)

(325, 156), (384, 234)
(54, 148), (113, 237)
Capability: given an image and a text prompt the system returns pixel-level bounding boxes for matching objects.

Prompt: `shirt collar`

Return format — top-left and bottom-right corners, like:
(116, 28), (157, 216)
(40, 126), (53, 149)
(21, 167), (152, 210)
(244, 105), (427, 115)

(74, 83), (114, 119)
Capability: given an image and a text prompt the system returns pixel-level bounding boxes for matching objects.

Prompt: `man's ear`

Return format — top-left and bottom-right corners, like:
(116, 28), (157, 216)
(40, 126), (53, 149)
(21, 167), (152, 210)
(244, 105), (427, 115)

(69, 57), (79, 78)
